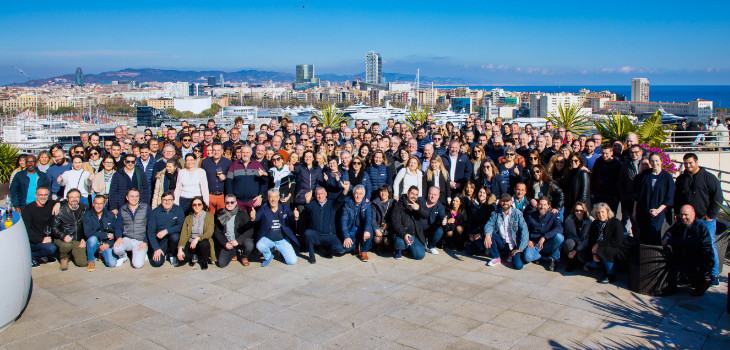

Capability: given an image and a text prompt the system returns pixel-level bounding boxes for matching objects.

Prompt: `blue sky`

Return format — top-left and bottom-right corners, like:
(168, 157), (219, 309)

(1, 0), (729, 85)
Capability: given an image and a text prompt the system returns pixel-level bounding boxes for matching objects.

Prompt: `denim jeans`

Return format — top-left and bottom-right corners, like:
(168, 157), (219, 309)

(426, 227), (444, 250)
(86, 236), (118, 267)
(531, 233), (564, 261)
(112, 237), (146, 268)
(342, 226), (372, 253)
(697, 218), (719, 277)
(30, 242), (57, 260)
(590, 260), (615, 274)
(488, 233), (524, 270)
(394, 235), (425, 260)
(256, 236), (297, 265)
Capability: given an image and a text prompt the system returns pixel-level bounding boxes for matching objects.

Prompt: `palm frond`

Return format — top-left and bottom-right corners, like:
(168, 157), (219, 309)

(0, 143), (19, 184)
(595, 112), (636, 145)
(405, 107), (435, 129)
(636, 110), (669, 148)
(311, 104), (351, 130)
(546, 104), (591, 134)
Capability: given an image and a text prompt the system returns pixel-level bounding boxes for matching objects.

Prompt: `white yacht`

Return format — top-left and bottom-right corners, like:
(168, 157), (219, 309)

(433, 105), (470, 126)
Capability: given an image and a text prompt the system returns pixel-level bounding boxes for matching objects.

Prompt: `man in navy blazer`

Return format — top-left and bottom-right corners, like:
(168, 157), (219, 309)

(441, 140), (473, 191)
(525, 196), (564, 271)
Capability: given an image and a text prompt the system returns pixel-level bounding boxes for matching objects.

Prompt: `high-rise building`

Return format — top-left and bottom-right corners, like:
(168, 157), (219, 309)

(365, 51), (383, 86)
(631, 78), (650, 102)
(75, 67), (84, 86)
(294, 64), (320, 90)
(207, 76), (217, 86)
(296, 64), (314, 83)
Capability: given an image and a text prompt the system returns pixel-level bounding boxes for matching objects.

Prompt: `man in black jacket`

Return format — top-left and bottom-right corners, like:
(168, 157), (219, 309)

(52, 189), (89, 271)
(147, 191), (185, 267)
(590, 147), (621, 213)
(674, 153), (723, 287)
(391, 186), (429, 260)
(301, 184), (350, 263)
(617, 145), (644, 233)
(21, 186), (57, 267)
(82, 195), (117, 271)
(663, 205), (714, 296)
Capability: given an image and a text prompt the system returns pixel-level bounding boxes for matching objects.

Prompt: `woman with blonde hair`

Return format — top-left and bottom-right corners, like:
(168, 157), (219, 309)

(393, 155), (423, 199)
(580, 202), (627, 283)
(422, 155), (451, 206)
(470, 145), (486, 179)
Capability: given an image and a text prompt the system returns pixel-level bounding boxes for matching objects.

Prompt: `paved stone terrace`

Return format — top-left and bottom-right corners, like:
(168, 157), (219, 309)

(1, 250), (728, 350)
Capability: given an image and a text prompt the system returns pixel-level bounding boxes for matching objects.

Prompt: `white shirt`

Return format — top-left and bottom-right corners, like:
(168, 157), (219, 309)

(498, 208), (516, 250)
(449, 154), (458, 181)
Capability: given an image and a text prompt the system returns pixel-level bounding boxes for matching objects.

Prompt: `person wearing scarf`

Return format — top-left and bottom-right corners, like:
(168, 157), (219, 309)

(214, 194), (255, 267)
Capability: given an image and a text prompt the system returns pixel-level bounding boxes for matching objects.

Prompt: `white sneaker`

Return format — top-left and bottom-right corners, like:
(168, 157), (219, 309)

(428, 248), (439, 255)
(487, 258), (502, 267)
(115, 256), (128, 267)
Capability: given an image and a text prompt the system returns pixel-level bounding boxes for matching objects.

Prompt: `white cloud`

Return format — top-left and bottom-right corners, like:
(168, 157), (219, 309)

(32, 50), (161, 57)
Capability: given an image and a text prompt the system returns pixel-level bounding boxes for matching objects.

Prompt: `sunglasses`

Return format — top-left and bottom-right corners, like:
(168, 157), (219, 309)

(285, 142), (293, 145)
(575, 209), (585, 213)
(530, 156), (539, 160)
(353, 162), (362, 165)
(505, 153), (515, 156)
(124, 160), (135, 164)
(192, 203), (203, 207)
(90, 152), (98, 156)
(571, 159), (580, 163)
(182, 138), (191, 142)
(327, 143), (334, 146)
(225, 201), (237, 205)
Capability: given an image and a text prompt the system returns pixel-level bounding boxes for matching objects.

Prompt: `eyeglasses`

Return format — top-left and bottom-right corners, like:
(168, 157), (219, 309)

(192, 203), (203, 207)
(182, 138), (191, 142)
(225, 201), (237, 205)
(162, 198), (173, 202)
(75, 151), (84, 154)
(124, 160), (135, 164)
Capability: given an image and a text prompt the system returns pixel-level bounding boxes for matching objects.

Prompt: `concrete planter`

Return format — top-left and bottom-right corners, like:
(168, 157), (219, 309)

(0, 212), (33, 332)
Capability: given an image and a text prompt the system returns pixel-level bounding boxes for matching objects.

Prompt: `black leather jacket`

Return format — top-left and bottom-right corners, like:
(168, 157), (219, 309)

(564, 169), (590, 213)
(529, 180), (565, 211)
(52, 203), (89, 241)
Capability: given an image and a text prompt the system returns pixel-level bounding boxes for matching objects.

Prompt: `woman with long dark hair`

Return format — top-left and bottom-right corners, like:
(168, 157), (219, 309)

(475, 158), (506, 199)
(152, 157), (181, 209)
(632, 152), (675, 244)
(527, 165), (564, 217)
(563, 152), (590, 214)
(178, 196), (216, 270)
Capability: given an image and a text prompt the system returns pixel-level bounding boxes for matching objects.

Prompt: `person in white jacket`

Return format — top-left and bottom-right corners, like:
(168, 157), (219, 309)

(58, 156), (91, 205)
(393, 156), (423, 200)
(174, 153), (209, 213)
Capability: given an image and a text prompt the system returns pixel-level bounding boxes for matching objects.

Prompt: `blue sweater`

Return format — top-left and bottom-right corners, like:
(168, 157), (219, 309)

(525, 210), (563, 241)
(146, 204), (185, 251)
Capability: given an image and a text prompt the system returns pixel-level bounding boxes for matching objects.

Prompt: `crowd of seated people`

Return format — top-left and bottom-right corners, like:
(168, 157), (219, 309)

(10, 116), (723, 296)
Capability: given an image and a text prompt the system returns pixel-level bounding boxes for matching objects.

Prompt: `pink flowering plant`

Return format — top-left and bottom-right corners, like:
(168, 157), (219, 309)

(640, 144), (680, 174)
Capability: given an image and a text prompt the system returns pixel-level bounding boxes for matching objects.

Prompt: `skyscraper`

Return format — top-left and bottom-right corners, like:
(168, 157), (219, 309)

(365, 51), (383, 86)
(296, 64), (314, 83)
(631, 78), (650, 102)
(207, 76), (217, 86)
(75, 67), (84, 86)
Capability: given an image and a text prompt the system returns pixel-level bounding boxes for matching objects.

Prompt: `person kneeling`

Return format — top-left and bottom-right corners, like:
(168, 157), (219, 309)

(579, 203), (628, 284)
(484, 194), (529, 269)
(391, 186), (429, 260)
(524, 197), (564, 271)
(52, 189), (89, 271)
(113, 189), (152, 269)
(340, 185), (373, 262)
(82, 195), (118, 270)
(252, 189), (298, 266)
(177, 197), (216, 270)
(147, 191), (184, 267)
(663, 205), (714, 296)
(215, 194), (255, 267)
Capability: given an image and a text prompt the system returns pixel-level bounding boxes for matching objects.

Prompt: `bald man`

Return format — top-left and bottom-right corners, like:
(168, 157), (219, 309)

(662, 205), (714, 296)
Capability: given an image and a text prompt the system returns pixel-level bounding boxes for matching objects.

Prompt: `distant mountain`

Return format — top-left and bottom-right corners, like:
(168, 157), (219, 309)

(13, 68), (472, 87)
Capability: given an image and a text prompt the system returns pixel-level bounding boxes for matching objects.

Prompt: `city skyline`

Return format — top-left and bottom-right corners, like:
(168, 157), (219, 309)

(1, 1), (729, 85)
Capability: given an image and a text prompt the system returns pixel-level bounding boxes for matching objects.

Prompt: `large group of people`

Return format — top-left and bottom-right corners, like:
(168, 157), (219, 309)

(8, 114), (724, 296)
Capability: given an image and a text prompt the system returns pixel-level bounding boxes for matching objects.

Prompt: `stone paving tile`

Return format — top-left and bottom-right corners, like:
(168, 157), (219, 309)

(3, 255), (728, 349)
(463, 323), (527, 350)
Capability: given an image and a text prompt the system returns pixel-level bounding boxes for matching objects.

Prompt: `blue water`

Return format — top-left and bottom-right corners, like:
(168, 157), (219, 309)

(437, 85), (730, 108)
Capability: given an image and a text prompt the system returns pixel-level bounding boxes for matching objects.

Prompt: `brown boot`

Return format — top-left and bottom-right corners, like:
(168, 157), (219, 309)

(87, 260), (95, 272)
(241, 258), (250, 266)
(60, 258), (69, 271)
(360, 252), (369, 262)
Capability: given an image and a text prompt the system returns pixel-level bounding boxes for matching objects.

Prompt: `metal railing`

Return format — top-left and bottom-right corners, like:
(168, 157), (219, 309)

(664, 130), (730, 153)
(672, 160), (730, 199)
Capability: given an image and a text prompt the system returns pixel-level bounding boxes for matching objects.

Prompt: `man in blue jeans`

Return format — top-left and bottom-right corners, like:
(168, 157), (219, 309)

(82, 195), (118, 271)
(340, 185), (373, 262)
(391, 186), (429, 260)
(251, 189), (298, 266)
(484, 194), (529, 269)
(525, 197), (564, 272)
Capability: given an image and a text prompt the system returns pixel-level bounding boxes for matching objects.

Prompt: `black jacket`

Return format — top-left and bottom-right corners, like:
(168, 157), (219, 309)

(52, 203), (89, 241)
(674, 168), (723, 220)
(390, 197), (429, 244)
(664, 220), (714, 273)
(590, 157), (621, 198)
(617, 159), (642, 205)
(214, 210), (254, 245)
(584, 218), (627, 263)
(528, 180), (565, 211)
(422, 172), (451, 207)
(564, 169), (591, 213)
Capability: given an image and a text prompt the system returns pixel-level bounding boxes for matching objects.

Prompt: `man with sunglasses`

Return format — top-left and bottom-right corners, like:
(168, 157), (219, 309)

(109, 154), (151, 215)
(179, 133), (194, 159)
(136, 144), (155, 187)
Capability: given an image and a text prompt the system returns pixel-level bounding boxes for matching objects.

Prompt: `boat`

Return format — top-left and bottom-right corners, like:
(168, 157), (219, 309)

(433, 104), (470, 127)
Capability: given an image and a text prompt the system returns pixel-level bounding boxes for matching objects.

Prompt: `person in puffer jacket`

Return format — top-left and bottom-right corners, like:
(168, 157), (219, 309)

(365, 151), (393, 200)
(293, 150), (324, 207)
(340, 185), (373, 262)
